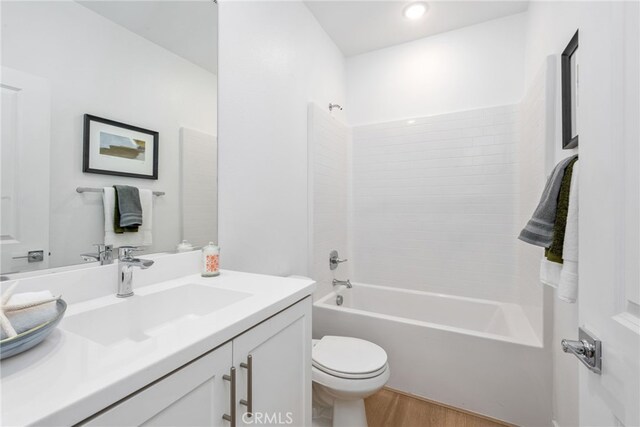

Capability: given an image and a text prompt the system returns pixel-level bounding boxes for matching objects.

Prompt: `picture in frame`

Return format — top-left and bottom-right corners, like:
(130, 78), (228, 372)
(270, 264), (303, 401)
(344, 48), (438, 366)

(561, 29), (579, 149)
(83, 114), (159, 179)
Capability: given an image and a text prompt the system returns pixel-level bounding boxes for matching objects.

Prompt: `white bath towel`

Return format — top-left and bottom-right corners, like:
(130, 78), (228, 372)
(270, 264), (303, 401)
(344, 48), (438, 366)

(4, 292), (59, 338)
(540, 258), (562, 288)
(0, 282), (60, 340)
(558, 163), (579, 303)
(103, 187), (153, 247)
(0, 281), (19, 338)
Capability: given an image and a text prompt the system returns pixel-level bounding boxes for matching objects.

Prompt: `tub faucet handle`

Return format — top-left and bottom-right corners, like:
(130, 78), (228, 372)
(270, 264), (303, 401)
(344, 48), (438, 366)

(329, 250), (348, 270)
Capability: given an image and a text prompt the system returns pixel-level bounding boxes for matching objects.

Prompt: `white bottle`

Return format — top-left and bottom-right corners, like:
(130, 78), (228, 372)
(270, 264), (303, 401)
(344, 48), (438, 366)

(201, 242), (220, 277)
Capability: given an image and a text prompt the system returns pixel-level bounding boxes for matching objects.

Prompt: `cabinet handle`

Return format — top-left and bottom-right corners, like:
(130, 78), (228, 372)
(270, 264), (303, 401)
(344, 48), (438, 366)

(222, 367), (236, 426)
(240, 354), (253, 418)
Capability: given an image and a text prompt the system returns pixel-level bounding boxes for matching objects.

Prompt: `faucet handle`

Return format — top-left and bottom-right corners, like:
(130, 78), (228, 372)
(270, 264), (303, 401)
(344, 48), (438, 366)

(118, 246), (143, 260)
(329, 250), (348, 270)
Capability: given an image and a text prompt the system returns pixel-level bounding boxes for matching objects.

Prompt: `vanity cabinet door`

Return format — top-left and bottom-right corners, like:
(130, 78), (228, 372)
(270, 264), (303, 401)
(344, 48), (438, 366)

(233, 297), (312, 427)
(81, 342), (233, 427)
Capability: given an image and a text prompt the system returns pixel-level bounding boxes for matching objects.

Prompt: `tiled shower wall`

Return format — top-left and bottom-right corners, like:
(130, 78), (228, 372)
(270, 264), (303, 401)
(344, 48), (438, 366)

(308, 103), (351, 299)
(350, 106), (521, 303)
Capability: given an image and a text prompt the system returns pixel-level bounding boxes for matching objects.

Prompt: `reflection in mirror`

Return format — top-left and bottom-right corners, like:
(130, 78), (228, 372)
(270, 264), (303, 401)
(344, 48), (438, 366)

(0, 0), (218, 275)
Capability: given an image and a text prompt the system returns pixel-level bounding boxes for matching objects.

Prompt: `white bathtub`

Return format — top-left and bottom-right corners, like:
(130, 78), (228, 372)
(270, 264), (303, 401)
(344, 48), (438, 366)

(313, 283), (551, 426)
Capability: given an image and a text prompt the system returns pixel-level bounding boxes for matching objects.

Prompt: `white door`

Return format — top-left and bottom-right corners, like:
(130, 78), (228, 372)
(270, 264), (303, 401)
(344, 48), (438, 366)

(82, 342), (233, 426)
(0, 67), (51, 274)
(233, 298), (312, 427)
(577, 2), (640, 426)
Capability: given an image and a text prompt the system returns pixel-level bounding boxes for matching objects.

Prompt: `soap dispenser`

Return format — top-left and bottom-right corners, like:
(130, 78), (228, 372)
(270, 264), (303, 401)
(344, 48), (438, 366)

(201, 242), (220, 277)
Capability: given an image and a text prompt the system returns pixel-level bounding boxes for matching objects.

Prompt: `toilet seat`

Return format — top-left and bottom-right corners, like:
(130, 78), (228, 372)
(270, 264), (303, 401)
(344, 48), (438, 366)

(312, 336), (388, 380)
(313, 363), (388, 379)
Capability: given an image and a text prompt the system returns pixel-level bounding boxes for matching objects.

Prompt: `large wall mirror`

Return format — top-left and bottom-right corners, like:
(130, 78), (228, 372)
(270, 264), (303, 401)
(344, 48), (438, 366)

(0, 0), (218, 275)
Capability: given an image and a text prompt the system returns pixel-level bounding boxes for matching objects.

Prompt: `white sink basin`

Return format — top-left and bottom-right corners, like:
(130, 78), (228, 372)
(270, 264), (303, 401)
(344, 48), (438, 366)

(61, 284), (251, 346)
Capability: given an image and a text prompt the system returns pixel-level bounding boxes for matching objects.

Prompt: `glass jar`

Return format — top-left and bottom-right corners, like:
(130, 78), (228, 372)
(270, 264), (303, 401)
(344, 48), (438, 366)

(201, 242), (220, 277)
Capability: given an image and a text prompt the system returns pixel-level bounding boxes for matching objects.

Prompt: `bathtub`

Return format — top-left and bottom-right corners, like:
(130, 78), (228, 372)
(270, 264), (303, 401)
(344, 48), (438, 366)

(313, 283), (551, 427)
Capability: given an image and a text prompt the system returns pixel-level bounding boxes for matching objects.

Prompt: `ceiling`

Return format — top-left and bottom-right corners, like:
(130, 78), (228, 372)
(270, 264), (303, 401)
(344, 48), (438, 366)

(305, 1), (529, 57)
(78, 1), (217, 74)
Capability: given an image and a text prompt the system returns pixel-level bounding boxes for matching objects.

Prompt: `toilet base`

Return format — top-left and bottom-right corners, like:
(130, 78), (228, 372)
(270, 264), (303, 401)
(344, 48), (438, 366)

(333, 399), (368, 427)
(313, 387), (369, 427)
(311, 404), (333, 427)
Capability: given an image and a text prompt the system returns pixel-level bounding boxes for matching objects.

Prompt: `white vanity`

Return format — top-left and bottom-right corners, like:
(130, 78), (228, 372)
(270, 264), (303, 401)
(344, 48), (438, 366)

(0, 251), (315, 426)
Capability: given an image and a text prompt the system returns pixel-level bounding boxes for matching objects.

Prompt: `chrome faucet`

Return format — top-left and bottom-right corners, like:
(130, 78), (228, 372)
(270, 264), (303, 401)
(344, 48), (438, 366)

(117, 246), (154, 298)
(332, 278), (352, 289)
(81, 244), (114, 265)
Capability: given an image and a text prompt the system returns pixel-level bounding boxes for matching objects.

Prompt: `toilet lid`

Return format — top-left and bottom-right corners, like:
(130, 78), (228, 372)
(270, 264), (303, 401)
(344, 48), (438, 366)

(312, 336), (388, 378)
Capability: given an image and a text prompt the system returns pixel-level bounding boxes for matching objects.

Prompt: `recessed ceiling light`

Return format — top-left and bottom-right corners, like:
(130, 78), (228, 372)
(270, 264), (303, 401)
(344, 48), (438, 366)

(407, 120), (416, 124)
(403, 2), (428, 20)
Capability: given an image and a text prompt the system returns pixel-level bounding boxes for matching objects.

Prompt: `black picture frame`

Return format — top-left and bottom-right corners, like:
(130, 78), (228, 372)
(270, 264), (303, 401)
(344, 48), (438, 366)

(561, 29), (579, 149)
(83, 114), (159, 179)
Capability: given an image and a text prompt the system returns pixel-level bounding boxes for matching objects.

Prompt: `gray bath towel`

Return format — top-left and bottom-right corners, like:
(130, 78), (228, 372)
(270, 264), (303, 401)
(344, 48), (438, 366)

(518, 155), (578, 247)
(114, 185), (142, 228)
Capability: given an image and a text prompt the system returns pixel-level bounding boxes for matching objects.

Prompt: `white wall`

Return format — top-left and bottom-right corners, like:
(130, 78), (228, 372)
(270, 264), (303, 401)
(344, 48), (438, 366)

(523, 3), (583, 427)
(346, 13), (526, 126)
(524, 2), (581, 171)
(350, 105), (521, 303)
(517, 56), (557, 343)
(308, 103), (350, 298)
(218, 1), (346, 277)
(525, 3), (640, 426)
(516, 57), (557, 422)
(1, 1), (217, 268)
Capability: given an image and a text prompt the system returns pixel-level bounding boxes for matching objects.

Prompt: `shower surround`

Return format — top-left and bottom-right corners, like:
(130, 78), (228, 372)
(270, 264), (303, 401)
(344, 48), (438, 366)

(351, 105), (522, 304)
(308, 97), (552, 425)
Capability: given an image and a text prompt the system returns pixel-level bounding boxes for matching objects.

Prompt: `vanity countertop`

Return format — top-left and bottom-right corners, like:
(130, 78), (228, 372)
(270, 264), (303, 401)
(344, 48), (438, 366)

(0, 267), (315, 426)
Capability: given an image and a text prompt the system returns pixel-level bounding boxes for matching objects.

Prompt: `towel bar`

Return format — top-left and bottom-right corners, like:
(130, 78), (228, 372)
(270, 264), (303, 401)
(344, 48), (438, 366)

(76, 187), (165, 196)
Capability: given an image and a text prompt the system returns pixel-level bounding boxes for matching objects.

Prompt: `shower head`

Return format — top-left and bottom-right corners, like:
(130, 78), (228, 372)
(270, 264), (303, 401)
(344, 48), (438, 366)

(329, 103), (343, 112)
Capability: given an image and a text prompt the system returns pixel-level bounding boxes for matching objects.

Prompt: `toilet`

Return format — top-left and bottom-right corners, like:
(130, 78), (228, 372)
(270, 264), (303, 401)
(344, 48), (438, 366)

(285, 276), (389, 426)
(312, 336), (390, 427)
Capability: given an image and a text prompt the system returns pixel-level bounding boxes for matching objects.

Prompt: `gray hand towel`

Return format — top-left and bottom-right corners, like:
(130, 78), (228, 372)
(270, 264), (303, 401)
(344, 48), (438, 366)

(114, 185), (143, 228)
(518, 154), (578, 247)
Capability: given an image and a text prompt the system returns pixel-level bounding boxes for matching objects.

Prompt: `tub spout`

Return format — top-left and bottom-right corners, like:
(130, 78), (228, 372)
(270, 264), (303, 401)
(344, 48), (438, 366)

(332, 279), (352, 289)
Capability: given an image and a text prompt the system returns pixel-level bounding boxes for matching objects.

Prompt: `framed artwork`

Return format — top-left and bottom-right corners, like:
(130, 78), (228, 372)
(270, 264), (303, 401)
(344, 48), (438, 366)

(561, 29), (579, 149)
(83, 114), (159, 179)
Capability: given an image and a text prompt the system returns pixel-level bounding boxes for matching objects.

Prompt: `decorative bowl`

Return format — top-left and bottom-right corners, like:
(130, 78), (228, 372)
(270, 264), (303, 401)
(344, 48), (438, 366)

(0, 299), (67, 360)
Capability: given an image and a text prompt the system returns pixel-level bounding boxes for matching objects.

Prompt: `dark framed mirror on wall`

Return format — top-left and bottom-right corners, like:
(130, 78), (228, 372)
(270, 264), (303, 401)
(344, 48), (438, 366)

(561, 29), (579, 149)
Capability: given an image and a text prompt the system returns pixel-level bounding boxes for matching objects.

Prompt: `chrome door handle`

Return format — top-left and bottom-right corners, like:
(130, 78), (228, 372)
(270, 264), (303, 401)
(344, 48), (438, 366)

(561, 327), (602, 374)
(12, 250), (44, 263)
(240, 354), (253, 418)
(561, 339), (595, 357)
(223, 367), (236, 426)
